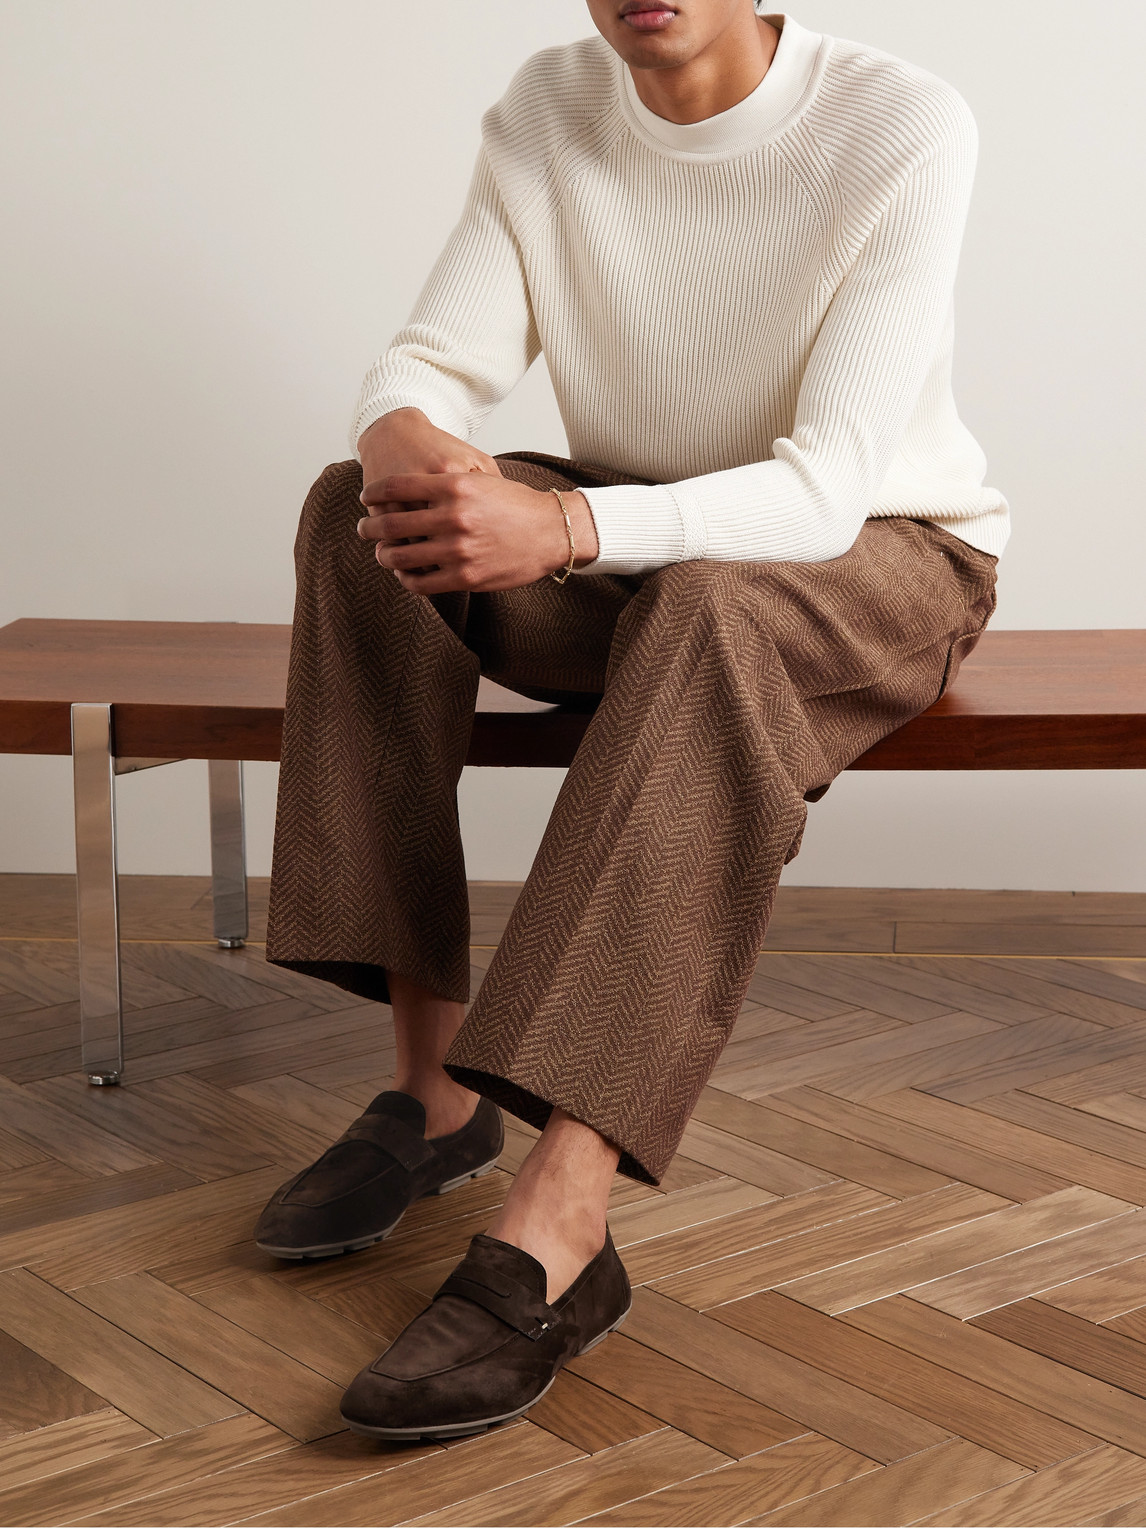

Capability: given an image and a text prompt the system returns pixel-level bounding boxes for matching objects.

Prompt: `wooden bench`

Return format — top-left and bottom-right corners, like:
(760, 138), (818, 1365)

(2, 617), (1144, 1085)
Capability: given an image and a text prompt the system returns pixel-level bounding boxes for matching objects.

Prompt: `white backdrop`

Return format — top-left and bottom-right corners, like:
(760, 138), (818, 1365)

(1, 0), (1143, 889)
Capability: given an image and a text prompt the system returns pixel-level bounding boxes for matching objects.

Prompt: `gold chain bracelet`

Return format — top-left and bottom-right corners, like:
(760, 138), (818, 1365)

(548, 488), (576, 584)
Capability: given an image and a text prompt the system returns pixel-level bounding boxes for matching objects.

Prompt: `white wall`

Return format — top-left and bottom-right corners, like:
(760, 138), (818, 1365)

(1, 0), (1143, 890)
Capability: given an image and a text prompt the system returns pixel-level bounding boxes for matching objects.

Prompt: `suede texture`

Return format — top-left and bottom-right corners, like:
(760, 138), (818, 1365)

(340, 1227), (632, 1434)
(254, 1091), (504, 1253)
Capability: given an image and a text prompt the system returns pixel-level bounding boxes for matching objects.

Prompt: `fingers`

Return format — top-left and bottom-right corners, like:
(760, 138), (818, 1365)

(356, 507), (444, 544)
(375, 537), (461, 572)
(360, 471), (478, 508)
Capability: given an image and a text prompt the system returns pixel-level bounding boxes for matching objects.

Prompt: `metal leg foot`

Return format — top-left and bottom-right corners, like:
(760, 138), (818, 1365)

(71, 703), (124, 1084)
(208, 759), (248, 948)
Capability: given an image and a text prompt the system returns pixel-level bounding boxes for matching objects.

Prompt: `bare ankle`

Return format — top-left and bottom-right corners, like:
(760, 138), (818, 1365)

(392, 1071), (479, 1138)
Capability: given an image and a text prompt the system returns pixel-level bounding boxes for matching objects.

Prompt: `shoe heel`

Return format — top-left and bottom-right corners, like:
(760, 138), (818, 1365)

(577, 1299), (632, 1355)
(433, 1159), (500, 1196)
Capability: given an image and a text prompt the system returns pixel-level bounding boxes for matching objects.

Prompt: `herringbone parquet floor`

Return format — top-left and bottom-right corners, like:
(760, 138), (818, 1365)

(2, 877), (1146, 1527)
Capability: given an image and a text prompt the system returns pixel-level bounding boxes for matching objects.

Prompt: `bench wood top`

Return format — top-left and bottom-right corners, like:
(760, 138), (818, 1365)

(1, 618), (1144, 769)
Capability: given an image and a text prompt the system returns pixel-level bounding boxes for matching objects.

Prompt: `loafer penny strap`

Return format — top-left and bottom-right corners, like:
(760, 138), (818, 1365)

(339, 1115), (438, 1174)
(434, 1264), (558, 1341)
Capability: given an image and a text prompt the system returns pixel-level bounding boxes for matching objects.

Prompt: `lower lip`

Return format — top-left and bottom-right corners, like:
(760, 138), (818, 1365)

(622, 8), (677, 30)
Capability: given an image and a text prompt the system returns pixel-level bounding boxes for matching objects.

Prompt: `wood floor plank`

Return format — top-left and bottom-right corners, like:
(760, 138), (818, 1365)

(230, 1074), (364, 1138)
(710, 1291), (1096, 1468)
(692, 1087), (951, 1198)
(290, 1046), (398, 1098)
(746, 1437), (1025, 1526)
(526, 1369), (665, 1455)
(1087, 1489), (1146, 1526)
(0, 1125), (47, 1171)
(753, 954), (962, 1022)
(655, 1184), (1007, 1310)
(0, 1269), (241, 1436)
(654, 1148), (726, 1193)
(0, 1328), (109, 1434)
(72, 1273), (347, 1442)
(987, 958), (1146, 1014)
(0, 1413), (288, 1528)
(195, 1276), (384, 1386)
(571, 1433), (879, 1527)
(0, 995), (299, 1083)
(72, 1431), (436, 1527)
(841, 1296), (1146, 1457)
(712, 1011), (908, 1092)
(3, 932), (1145, 1525)
(0, 1410), (155, 1494)
(405, 1428), (727, 1527)
(910, 1207), (1146, 1318)
(977, 1089), (1146, 1170)
(162, 940), (359, 1013)
(1105, 1304), (1146, 1346)
(868, 1089), (1146, 1203)
(0, 1166), (284, 1288)
(0, 1158), (89, 1207)
(925, 1021), (1146, 1104)
(314, 1274), (432, 1345)
(607, 1176), (776, 1250)
(896, 957), (1146, 1027)
(777, 1188), (1134, 1316)
(0, 1075), (157, 1176)
(0, 942), (90, 1006)
(675, 1117), (836, 1195)
(973, 1299), (1146, 1402)
(234, 1422), (582, 1527)
(30, 1074), (276, 1181)
(141, 1072), (340, 1168)
(896, 922), (1146, 957)
(621, 1287), (949, 1463)
(119, 942), (287, 1010)
(728, 1013), (1000, 1099)
(3, 938), (194, 1013)
(193, 1022), (391, 1091)
(91, 999), (375, 1089)
(764, 1086), (1069, 1201)
(818, 1013), (1100, 1103)
(568, 1329), (803, 1457)
(0, 1162), (201, 1238)
(1081, 1091), (1146, 1132)
(620, 1181), (890, 1287)
(915, 1444), (1146, 1526)
(729, 1005), (811, 1042)
(742, 969), (857, 1021)
(1033, 1057), (1146, 1105)
(854, 957), (1060, 1026)
(1040, 1253), (1146, 1321)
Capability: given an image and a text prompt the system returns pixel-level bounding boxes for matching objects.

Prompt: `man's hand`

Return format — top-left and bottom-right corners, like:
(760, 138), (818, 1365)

(357, 407), (503, 483)
(357, 471), (600, 593)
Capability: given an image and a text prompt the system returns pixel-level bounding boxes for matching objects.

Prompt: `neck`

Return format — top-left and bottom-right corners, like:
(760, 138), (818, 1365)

(628, 15), (781, 124)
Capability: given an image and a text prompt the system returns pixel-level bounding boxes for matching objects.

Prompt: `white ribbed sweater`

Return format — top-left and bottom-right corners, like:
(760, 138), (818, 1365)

(352, 11), (1009, 572)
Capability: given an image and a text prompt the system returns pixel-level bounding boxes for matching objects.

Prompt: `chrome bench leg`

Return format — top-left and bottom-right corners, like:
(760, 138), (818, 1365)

(208, 759), (248, 948)
(71, 703), (123, 1085)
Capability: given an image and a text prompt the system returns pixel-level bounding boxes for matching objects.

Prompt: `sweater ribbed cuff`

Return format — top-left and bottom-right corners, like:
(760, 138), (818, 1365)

(350, 393), (468, 454)
(575, 481), (708, 575)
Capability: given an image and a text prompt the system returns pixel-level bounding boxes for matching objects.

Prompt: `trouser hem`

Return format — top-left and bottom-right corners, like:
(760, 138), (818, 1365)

(442, 1063), (658, 1186)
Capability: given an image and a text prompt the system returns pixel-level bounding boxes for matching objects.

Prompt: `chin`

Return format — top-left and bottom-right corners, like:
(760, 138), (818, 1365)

(607, 27), (696, 68)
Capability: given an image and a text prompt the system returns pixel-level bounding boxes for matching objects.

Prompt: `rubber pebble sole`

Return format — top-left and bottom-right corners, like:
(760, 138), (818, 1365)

(341, 1300), (633, 1441)
(255, 1159), (501, 1260)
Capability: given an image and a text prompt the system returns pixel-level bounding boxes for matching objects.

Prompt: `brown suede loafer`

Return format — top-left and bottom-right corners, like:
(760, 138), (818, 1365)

(340, 1227), (632, 1439)
(254, 1091), (504, 1259)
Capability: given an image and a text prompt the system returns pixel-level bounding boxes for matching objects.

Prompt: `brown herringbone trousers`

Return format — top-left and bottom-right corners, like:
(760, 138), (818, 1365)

(266, 452), (997, 1184)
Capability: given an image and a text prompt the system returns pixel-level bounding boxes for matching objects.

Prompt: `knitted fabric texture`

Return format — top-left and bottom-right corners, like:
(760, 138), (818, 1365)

(351, 12), (1009, 572)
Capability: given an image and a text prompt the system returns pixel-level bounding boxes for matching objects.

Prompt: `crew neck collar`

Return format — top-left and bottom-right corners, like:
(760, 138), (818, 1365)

(617, 12), (826, 159)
